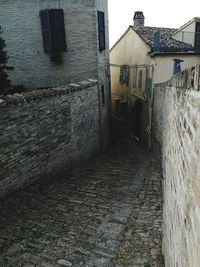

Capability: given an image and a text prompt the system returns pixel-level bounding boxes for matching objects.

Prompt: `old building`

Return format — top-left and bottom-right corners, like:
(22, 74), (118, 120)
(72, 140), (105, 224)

(0, 0), (109, 90)
(110, 11), (200, 145)
(0, 0), (111, 197)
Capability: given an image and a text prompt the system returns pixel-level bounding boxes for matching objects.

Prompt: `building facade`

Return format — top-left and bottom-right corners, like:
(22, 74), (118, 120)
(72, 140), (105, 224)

(1, 0), (109, 90)
(110, 12), (200, 145)
(1, 0), (111, 149)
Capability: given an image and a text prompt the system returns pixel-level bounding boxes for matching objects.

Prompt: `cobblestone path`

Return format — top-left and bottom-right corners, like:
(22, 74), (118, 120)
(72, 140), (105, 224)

(0, 140), (164, 267)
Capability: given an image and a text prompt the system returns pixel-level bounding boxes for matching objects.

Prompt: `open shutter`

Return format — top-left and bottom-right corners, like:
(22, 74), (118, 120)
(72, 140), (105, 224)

(98, 11), (106, 51)
(146, 78), (152, 97)
(154, 31), (160, 52)
(132, 65), (137, 88)
(119, 66), (123, 84)
(50, 9), (66, 52)
(40, 9), (52, 52)
(173, 59), (183, 75)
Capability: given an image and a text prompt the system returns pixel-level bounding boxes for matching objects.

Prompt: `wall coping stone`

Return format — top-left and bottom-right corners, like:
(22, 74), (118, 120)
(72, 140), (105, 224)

(155, 64), (200, 91)
(0, 79), (98, 107)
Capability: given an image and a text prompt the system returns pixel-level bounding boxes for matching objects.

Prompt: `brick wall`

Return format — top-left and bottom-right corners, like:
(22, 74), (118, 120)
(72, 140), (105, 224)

(0, 80), (100, 198)
(152, 65), (200, 267)
(0, 0), (100, 88)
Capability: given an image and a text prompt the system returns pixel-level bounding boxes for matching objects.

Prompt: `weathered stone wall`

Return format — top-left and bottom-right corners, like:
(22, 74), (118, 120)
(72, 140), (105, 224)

(152, 65), (200, 267)
(0, 80), (100, 198)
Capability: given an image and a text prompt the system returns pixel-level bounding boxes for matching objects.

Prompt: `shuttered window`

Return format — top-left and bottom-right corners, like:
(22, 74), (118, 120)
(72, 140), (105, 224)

(146, 78), (152, 96)
(98, 11), (106, 51)
(40, 9), (66, 53)
(119, 65), (129, 85)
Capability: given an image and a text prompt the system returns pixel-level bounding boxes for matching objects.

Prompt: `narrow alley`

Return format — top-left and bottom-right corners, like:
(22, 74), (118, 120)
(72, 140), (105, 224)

(0, 140), (164, 267)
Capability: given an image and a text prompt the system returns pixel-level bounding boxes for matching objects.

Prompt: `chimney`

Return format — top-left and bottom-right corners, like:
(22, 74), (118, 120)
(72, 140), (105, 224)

(133, 11), (145, 28)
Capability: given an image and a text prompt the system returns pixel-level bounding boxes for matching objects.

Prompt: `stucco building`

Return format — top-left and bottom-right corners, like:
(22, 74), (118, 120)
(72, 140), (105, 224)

(110, 11), (200, 145)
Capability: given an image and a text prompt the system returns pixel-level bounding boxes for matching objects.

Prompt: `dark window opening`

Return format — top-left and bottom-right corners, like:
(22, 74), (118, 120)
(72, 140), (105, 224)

(119, 65), (129, 85)
(40, 9), (66, 53)
(98, 11), (106, 51)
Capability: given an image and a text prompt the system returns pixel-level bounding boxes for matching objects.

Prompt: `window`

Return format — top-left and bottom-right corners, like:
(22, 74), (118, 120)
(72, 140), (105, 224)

(40, 9), (66, 53)
(119, 65), (129, 85)
(98, 11), (106, 51)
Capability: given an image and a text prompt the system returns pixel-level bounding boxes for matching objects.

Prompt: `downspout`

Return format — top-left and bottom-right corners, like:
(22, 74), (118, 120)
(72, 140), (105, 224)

(148, 65), (155, 150)
(97, 77), (103, 152)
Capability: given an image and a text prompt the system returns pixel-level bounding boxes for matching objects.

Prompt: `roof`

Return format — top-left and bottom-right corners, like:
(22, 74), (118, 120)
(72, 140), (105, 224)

(132, 26), (193, 52)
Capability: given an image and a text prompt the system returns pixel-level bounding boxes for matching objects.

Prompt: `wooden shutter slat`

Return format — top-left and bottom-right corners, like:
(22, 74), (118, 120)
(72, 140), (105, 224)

(40, 9), (52, 52)
(50, 9), (66, 52)
(154, 31), (160, 52)
(98, 11), (106, 51)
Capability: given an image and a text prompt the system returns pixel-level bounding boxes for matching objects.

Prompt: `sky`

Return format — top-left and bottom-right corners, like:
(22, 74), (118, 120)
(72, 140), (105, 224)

(108, 0), (200, 47)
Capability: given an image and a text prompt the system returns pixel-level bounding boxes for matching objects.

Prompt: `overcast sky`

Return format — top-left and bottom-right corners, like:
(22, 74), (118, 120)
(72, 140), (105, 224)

(108, 0), (200, 47)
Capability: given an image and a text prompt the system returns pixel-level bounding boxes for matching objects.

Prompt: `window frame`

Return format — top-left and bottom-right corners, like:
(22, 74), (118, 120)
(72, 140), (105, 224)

(119, 65), (129, 85)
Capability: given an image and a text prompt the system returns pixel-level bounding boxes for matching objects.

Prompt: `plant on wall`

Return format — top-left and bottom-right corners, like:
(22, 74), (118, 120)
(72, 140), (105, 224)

(0, 26), (10, 90)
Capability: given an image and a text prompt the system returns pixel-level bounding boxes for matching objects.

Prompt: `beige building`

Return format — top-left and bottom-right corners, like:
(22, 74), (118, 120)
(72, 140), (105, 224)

(110, 12), (200, 145)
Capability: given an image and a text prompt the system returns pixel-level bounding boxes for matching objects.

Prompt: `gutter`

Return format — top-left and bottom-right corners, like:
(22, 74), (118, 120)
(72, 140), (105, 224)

(149, 51), (200, 56)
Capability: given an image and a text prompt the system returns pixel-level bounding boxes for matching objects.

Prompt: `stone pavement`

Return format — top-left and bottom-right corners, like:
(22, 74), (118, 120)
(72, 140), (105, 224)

(0, 140), (164, 267)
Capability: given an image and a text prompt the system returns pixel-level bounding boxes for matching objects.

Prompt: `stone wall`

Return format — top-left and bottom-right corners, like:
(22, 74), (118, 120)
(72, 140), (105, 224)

(152, 65), (200, 267)
(0, 80), (100, 198)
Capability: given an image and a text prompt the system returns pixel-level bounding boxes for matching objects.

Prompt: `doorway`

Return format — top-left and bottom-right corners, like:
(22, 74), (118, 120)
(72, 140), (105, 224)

(131, 100), (143, 141)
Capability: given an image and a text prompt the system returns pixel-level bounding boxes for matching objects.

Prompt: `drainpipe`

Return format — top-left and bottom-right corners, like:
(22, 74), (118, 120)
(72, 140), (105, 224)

(148, 65), (155, 150)
(97, 66), (111, 152)
(97, 77), (103, 153)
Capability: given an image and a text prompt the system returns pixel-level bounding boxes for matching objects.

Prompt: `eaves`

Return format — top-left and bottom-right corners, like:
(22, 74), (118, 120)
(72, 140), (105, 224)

(149, 51), (200, 57)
